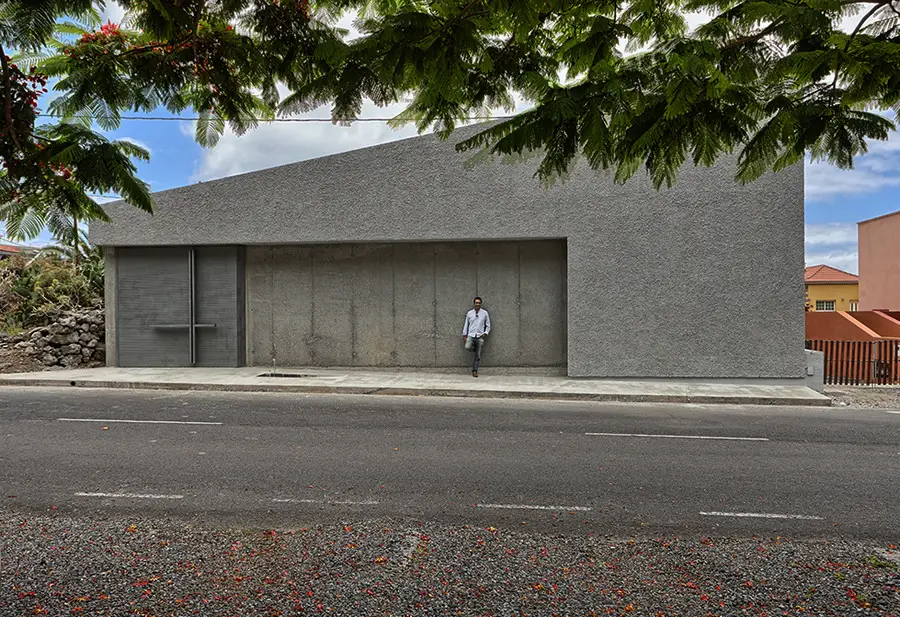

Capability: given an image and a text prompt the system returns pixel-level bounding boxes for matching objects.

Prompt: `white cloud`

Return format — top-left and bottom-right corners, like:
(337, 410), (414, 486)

(805, 157), (900, 201)
(867, 133), (900, 155)
(805, 114), (900, 201)
(186, 62), (536, 183)
(684, 10), (712, 32)
(190, 101), (426, 182)
(805, 249), (859, 274)
(805, 222), (856, 247)
(804, 223), (859, 273)
(92, 195), (121, 205)
(98, 1), (126, 24)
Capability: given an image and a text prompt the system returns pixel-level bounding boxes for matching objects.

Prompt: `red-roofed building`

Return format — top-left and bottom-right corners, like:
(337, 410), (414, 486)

(804, 264), (859, 311)
(0, 244), (23, 259)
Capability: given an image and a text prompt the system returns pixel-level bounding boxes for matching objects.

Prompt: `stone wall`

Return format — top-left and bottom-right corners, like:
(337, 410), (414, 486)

(6, 310), (105, 368)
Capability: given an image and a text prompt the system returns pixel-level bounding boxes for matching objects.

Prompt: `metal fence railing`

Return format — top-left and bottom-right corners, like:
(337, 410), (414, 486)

(806, 339), (900, 386)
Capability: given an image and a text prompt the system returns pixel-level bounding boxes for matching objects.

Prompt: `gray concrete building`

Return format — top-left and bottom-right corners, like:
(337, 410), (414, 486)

(90, 127), (806, 380)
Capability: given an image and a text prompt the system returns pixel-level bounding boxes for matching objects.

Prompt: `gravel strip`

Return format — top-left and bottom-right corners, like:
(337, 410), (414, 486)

(826, 387), (900, 410)
(1, 512), (897, 616)
(0, 347), (42, 374)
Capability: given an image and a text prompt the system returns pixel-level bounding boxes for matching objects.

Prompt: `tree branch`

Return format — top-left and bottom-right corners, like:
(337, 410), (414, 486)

(720, 20), (785, 50)
(0, 44), (23, 152)
(831, 0), (888, 96)
(113, 33), (193, 59)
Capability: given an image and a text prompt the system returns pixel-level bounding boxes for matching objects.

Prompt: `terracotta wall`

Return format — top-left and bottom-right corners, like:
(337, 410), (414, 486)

(805, 311), (879, 341)
(859, 214), (900, 310)
(850, 311), (900, 338)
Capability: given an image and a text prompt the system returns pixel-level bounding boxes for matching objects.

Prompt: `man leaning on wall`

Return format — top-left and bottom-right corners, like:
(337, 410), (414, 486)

(462, 297), (491, 377)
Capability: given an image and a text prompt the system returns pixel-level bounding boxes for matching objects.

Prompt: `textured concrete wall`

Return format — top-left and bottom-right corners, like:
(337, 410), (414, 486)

(102, 247), (118, 367)
(246, 241), (567, 368)
(92, 125), (805, 378)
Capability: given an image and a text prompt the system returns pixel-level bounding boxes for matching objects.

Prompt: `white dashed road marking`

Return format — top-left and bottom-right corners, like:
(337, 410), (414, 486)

(75, 492), (184, 499)
(700, 511), (823, 520)
(58, 418), (222, 425)
(272, 497), (379, 506)
(586, 432), (769, 441)
(476, 503), (592, 512)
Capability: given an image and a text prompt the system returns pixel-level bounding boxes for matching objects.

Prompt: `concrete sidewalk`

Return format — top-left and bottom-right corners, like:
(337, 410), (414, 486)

(0, 366), (831, 406)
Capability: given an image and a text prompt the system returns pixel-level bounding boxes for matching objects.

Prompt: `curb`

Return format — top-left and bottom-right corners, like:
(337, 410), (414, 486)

(0, 378), (833, 407)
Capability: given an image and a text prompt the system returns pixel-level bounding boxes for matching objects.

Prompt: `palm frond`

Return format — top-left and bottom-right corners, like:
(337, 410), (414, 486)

(195, 109), (227, 148)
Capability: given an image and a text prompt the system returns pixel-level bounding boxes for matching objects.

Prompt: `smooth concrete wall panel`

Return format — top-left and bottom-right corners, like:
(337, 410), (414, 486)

(475, 242), (520, 364)
(246, 240), (567, 367)
(384, 243), (436, 367)
(352, 244), (396, 366)
(95, 123), (805, 378)
(271, 246), (314, 365)
(434, 242), (478, 367)
(310, 245), (355, 365)
(246, 247), (274, 365)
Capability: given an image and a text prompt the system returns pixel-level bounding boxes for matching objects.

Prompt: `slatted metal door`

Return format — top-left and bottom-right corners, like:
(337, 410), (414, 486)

(116, 247), (244, 367)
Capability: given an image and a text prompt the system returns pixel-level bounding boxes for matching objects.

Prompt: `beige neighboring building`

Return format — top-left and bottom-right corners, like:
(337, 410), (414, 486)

(859, 210), (900, 311)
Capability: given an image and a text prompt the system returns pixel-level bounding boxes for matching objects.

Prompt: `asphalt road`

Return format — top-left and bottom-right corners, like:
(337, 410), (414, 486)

(1, 387), (898, 540)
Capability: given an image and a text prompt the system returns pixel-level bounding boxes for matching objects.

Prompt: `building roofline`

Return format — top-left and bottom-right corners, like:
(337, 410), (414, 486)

(804, 263), (859, 283)
(805, 280), (859, 285)
(858, 209), (900, 225)
(99, 123), (496, 206)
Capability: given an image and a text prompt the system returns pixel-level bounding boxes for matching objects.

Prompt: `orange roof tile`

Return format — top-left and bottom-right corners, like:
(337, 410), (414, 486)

(0, 244), (23, 253)
(805, 264), (859, 284)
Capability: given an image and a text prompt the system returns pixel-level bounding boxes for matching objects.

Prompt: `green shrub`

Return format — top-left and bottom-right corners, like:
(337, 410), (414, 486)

(0, 250), (104, 331)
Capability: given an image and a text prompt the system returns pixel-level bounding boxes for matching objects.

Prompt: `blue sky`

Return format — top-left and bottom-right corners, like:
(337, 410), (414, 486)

(3, 3), (897, 275)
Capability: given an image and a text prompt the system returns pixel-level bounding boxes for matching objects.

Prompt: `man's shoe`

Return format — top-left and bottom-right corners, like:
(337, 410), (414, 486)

(472, 371), (478, 378)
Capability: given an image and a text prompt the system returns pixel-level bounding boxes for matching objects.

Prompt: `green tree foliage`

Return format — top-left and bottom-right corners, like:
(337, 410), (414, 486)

(4, 0), (900, 199)
(1, 1), (152, 247)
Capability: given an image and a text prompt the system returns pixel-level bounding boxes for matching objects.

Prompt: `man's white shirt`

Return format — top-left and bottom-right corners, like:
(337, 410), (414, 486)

(462, 309), (491, 337)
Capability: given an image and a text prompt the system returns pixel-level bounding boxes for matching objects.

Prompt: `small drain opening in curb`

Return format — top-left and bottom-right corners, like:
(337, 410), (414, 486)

(258, 372), (316, 378)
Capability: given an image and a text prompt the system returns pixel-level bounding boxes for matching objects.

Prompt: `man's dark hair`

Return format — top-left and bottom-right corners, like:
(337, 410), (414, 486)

(474, 297), (483, 303)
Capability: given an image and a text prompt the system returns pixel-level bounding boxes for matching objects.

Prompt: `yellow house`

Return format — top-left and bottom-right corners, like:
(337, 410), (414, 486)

(805, 264), (859, 311)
